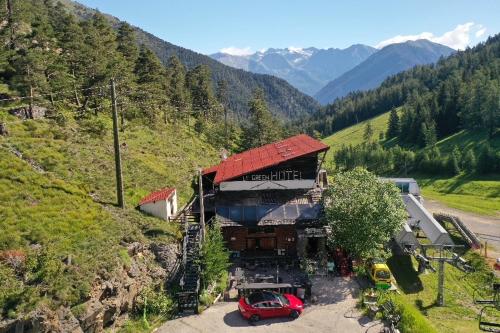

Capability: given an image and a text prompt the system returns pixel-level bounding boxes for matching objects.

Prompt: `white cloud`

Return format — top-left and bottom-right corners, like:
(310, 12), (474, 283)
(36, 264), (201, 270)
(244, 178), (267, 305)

(476, 27), (486, 38)
(219, 46), (253, 56)
(376, 22), (485, 50)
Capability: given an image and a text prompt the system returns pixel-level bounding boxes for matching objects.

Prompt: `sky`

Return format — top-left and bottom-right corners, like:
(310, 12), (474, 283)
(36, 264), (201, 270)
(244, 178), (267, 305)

(77, 0), (500, 55)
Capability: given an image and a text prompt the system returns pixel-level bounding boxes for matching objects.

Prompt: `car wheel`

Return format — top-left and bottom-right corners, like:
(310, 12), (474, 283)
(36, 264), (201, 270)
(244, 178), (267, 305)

(249, 314), (260, 324)
(290, 310), (300, 319)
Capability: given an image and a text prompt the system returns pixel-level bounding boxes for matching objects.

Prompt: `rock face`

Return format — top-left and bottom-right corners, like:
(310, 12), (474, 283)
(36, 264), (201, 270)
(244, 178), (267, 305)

(0, 242), (176, 333)
(8, 106), (46, 120)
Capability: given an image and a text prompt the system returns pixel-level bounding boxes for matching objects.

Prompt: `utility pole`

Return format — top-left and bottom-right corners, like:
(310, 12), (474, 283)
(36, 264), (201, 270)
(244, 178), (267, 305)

(198, 169), (205, 241)
(110, 78), (124, 208)
(437, 257), (445, 306)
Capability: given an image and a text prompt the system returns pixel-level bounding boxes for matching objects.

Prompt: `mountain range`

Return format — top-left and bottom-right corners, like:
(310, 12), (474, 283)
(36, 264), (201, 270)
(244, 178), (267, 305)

(211, 45), (377, 96)
(62, 0), (319, 120)
(211, 40), (455, 105)
(314, 39), (455, 104)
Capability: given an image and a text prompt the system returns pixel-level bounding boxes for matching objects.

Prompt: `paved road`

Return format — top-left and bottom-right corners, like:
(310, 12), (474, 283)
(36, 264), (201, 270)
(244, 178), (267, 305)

(157, 277), (383, 333)
(423, 198), (500, 258)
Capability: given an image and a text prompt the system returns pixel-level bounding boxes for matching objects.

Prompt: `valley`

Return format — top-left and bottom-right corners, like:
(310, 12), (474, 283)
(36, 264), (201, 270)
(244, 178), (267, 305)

(0, 1), (499, 332)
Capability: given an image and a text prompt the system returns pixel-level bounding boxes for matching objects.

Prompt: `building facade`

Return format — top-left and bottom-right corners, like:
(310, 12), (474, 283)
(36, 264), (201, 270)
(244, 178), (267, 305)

(138, 188), (178, 220)
(202, 134), (330, 260)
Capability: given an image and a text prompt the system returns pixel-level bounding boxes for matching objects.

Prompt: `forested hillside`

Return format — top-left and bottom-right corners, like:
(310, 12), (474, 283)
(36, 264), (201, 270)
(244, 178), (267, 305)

(305, 34), (500, 141)
(314, 40), (454, 104)
(58, 0), (320, 120)
(0, 0), (232, 329)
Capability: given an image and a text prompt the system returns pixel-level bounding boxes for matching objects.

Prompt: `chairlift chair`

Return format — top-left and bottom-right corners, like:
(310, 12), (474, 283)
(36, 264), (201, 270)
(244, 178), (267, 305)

(479, 306), (500, 333)
(475, 284), (500, 332)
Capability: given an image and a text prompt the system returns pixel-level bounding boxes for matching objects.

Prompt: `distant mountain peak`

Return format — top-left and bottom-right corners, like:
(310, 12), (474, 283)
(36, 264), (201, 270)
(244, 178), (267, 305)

(315, 40), (454, 104)
(210, 44), (377, 96)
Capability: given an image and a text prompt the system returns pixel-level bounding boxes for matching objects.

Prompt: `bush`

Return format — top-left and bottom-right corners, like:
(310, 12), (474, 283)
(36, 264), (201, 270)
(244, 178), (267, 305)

(135, 286), (174, 319)
(200, 222), (230, 289)
(80, 117), (108, 137)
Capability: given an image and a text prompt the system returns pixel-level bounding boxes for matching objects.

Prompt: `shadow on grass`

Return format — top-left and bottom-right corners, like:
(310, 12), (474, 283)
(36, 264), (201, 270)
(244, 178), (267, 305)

(144, 228), (177, 239)
(387, 255), (423, 294)
(415, 299), (437, 316)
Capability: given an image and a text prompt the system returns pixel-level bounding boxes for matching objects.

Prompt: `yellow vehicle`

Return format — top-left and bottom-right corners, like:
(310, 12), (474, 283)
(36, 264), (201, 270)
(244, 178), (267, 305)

(367, 261), (393, 290)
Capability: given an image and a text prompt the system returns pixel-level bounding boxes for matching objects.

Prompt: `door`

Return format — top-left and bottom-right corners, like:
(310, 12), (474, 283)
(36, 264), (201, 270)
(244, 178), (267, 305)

(259, 237), (276, 250)
(246, 238), (257, 250)
(269, 301), (287, 317)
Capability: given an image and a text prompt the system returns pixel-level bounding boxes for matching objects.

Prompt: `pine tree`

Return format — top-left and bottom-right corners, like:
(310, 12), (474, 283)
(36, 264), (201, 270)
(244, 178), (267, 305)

(422, 122), (437, 147)
(386, 108), (400, 138)
(186, 64), (216, 120)
(462, 149), (477, 173)
(363, 122), (374, 141)
(134, 45), (167, 123)
(166, 55), (188, 121)
(243, 88), (281, 148)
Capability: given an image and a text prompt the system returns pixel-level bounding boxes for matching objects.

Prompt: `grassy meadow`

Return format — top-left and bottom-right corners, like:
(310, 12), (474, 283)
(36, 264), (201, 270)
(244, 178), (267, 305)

(0, 107), (219, 317)
(321, 111), (500, 216)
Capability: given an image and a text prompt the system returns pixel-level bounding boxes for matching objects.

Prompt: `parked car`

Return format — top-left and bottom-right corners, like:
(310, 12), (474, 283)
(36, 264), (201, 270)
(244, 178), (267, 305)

(367, 259), (393, 290)
(238, 291), (304, 323)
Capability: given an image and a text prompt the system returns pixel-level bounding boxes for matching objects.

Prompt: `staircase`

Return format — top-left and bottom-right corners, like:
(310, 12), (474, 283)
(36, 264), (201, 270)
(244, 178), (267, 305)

(177, 223), (202, 313)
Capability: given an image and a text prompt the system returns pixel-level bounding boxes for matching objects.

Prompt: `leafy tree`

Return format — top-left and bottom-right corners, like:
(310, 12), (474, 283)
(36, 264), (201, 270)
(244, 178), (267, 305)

(243, 88), (282, 149)
(322, 168), (407, 259)
(199, 222), (230, 289)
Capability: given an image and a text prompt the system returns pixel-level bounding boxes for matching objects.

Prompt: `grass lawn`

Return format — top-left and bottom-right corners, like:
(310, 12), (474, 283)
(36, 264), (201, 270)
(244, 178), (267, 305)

(416, 174), (500, 216)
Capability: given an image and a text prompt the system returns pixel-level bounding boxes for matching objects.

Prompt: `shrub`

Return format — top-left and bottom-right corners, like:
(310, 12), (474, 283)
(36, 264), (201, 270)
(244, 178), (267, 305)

(200, 222), (230, 289)
(80, 117), (108, 137)
(135, 286), (174, 319)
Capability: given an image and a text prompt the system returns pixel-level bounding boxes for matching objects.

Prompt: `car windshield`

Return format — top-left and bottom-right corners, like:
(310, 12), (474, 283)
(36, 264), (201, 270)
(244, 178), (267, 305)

(247, 291), (287, 305)
(376, 270), (391, 279)
(276, 293), (290, 306)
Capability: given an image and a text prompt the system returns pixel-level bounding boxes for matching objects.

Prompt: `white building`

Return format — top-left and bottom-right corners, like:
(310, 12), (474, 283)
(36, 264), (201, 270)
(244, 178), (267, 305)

(138, 188), (177, 220)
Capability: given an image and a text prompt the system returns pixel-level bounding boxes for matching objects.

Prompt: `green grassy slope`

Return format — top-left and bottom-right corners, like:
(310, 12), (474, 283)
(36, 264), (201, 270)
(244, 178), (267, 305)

(321, 111), (500, 216)
(321, 111), (391, 169)
(388, 251), (498, 333)
(0, 108), (219, 317)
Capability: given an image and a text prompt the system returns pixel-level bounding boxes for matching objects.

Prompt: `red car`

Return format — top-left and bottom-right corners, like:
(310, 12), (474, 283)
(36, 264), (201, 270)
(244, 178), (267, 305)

(238, 291), (304, 323)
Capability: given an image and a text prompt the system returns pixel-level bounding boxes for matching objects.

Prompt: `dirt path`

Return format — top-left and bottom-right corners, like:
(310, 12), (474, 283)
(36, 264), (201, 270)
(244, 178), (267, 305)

(157, 277), (383, 333)
(423, 198), (500, 258)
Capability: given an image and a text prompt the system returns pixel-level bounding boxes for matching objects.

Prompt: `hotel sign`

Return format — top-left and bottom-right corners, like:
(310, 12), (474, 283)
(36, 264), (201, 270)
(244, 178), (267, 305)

(242, 170), (303, 181)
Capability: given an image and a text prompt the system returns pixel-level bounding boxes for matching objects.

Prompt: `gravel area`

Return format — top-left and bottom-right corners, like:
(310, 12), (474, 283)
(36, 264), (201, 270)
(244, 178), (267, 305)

(157, 277), (383, 333)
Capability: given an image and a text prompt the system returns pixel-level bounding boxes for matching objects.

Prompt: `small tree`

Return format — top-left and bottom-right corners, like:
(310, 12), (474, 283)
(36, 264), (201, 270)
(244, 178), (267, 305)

(386, 108), (400, 138)
(322, 168), (407, 259)
(200, 222), (230, 289)
(462, 149), (477, 173)
(363, 122), (374, 141)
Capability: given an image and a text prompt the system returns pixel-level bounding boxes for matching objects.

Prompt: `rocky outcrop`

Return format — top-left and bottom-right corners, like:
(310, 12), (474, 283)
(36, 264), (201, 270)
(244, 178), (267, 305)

(0, 241), (176, 333)
(9, 106), (47, 120)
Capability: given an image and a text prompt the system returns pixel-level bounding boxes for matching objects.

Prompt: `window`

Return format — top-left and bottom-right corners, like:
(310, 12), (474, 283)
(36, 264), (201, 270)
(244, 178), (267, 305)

(375, 270), (391, 280)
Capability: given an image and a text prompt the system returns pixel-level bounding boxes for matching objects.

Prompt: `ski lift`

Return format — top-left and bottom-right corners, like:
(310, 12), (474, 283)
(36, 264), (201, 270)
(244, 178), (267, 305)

(479, 306), (500, 332)
(475, 284), (500, 332)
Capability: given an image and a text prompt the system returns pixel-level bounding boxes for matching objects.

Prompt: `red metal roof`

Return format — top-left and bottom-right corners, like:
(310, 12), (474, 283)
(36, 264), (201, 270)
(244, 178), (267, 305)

(203, 134), (329, 184)
(139, 188), (176, 206)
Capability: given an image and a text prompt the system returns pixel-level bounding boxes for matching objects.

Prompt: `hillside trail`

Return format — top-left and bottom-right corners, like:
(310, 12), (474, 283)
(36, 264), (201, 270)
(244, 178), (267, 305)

(423, 198), (500, 260)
